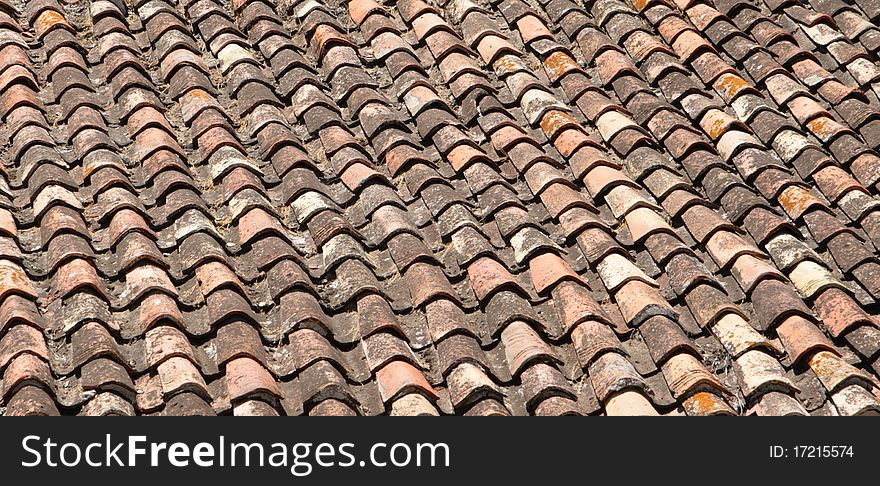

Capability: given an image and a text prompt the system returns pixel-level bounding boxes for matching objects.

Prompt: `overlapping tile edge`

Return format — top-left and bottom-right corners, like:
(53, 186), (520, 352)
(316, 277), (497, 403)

(0, 0), (878, 416)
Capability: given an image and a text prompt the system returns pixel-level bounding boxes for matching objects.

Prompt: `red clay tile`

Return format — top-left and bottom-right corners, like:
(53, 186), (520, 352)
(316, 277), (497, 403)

(776, 315), (837, 365)
(517, 15), (553, 44)
(809, 350), (875, 393)
(5, 386), (60, 416)
(466, 256), (525, 301)
(411, 13), (453, 41)
(540, 182), (596, 218)
(814, 288), (878, 337)
(681, 390), (736, 415)
(46, 258), (106, 304)
(225, 357), (282, 401)
(405, 261), (458, 307)
(136, 293), (183, 338)
(640, 315), (699, 365)
(0, 260), (38, 301)
(550, 280), (609, 334)
(70, 322), (124, 371)
(195, 260), (247, 297)
(375, 360), (439, 402)
(500, 320), (559, 376)
(812, 166), (864, 203)
(238, 207), (286, 246)
(477, 35), (521, 65)
(540, 110), (581, 141)
(528, 251), (582, 294)
(625, 206), (675, 243)
(0, 324), (49, 370)
(146, 325), (196, 368)
(661, 352), (727, 399)
(730, 253), (785, 293)
(614, 280), (677, 326)
(157, 356), (209, 398)
(35, 10), (73, 38)
(309, 399), (359, 416)
(705, 230), (764, 269)
(570, 318), (621, 366)
(604, 389), (659, 415)
(125, 264), (177, 301)
(589, 351), (649, 402)
(777, 185), (828, 219)
(446, 361), (504, 409)
(349, 0), (386, 25)
(4, 353), (53, 399)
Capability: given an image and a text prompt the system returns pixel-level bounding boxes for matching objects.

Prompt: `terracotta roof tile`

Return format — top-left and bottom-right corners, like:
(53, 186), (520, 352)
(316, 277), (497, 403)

(225, 356), (282, 403)
(528, 251), (582, 294)
(661, 352), (728, 399)
(376, 360), (439, 403)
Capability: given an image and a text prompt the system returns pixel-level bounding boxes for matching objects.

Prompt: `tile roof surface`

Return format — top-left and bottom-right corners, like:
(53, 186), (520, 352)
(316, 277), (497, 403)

(0, 0), (879, 416)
